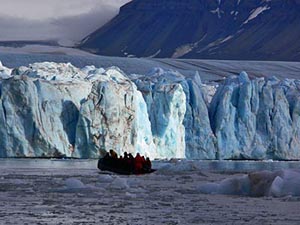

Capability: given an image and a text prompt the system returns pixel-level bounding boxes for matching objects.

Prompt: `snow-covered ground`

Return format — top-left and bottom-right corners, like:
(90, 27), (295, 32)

(1, 159), (300, 225)
(1, 51), (300, 81)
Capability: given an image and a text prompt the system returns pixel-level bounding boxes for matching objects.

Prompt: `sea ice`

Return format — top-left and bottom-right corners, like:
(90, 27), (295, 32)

(199, 169), (300, 197)
(109, 177), (129, 190)
(65, 178), (85, 189)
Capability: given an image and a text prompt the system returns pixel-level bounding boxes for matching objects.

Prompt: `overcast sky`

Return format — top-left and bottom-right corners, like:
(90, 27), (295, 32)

(0, 0), (130, 44)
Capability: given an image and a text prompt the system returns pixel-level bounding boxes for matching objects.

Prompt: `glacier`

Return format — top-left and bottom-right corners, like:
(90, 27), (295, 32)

(1, 61), (300, 160)
(133, 68), (216, 159)
(210, 73), (300, 160)
(74, 66), (156, 159)
(0, 62), (156, 158)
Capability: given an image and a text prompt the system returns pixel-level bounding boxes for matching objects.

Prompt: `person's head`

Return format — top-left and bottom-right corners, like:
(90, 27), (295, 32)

(136, 153), (140, 157)
(146, 157), (150, 161)
(124, 152), (128, 157)
(109, 149), (115, 154)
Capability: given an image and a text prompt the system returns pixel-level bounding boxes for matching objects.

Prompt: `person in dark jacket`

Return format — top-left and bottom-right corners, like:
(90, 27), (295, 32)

(103, 152), (110, 159)
(109, 149), (118, 158)
(144, 157), (152, 172)
(128, 153), (135, 173)
(123, 152), (131, 172)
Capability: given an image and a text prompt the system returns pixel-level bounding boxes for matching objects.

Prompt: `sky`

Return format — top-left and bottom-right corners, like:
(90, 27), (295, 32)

(0, 0), (131, 45)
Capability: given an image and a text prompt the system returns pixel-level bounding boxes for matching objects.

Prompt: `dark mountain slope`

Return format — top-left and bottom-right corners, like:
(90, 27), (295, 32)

(80, 0), (300, 61)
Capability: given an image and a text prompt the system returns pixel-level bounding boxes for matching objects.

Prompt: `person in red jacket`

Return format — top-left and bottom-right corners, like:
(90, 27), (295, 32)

(134, 153), (144, 174)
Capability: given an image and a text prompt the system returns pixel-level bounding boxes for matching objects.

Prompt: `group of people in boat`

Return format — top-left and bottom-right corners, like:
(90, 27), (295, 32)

(101, 149), (152, 174)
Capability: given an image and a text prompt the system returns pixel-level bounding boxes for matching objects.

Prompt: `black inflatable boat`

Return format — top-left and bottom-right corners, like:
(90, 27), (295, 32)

(97, 158), (155, 175)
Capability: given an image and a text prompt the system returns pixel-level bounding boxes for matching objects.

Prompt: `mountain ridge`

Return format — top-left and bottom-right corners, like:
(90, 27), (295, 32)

(80, 0), (300, 61)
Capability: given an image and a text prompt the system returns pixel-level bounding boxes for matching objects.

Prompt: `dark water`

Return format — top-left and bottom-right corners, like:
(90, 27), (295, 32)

(0, 159), (97, 169)
(1, 159), (299, 173)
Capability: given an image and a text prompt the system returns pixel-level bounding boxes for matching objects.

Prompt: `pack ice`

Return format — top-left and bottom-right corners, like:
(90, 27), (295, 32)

(1, 61), (300, 160)
(199, 169), (300, 197)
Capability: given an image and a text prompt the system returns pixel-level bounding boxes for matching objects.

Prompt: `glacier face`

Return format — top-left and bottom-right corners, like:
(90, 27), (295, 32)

(0, 76), (90, 157)
(210, 73), (300, 160)
(74, 67), (156, 159)
(133, 68), (216, 159)
(133, 69), (187, 158)
(1, 61), (300, 160)
(0, 63), (157, 159)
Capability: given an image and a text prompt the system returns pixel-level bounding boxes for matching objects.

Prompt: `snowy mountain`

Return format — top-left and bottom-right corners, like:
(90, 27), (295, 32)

(80, 0), (300, 61)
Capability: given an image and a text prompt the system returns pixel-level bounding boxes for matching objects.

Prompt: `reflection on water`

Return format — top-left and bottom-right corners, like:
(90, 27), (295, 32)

(0, 159), (300, 173)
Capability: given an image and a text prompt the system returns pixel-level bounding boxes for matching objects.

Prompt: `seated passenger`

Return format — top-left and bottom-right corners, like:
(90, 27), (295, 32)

(128, 153), (135, 172)
(134, 153), (144, 174)
(109, 149), (118, 158)
(123, 152), (131, 172)
(144, 157), (152, 172)
(103, 152), (110, 159)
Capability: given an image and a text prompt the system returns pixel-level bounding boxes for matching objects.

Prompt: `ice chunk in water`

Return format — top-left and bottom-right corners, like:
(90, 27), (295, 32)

(109, 177), (129, 190)
(65, 178), (85, 189)
(199, 175), (250, 196)
(269, 176), (284, 197)
(199, 169), (300, 197)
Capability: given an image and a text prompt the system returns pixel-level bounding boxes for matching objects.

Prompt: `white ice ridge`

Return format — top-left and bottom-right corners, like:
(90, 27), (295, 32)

(2, 61), (300, 160)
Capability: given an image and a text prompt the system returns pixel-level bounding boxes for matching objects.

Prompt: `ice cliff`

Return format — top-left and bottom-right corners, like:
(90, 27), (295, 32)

(0, 63), (156, 158)
(210, 73), (300, 160)
(133, 68), (216, 159)
(1, 61), (300, 160)
(74, 67), (156, 159)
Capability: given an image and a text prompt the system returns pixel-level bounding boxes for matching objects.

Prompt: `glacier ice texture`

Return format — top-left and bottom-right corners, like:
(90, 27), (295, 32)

(210, 72), (300, 160)
(133, 68), (216, 159)
(0, 62), (156, 158)
(1, 61), (300, 160)
(74, 67), (156, 159)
